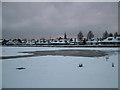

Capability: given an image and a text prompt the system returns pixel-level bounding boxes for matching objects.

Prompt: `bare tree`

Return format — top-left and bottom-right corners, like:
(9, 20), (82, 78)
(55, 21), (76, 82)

(87, 31), (94, 40)
(102, 31), (109, 39)
(78, 31), (84, 40)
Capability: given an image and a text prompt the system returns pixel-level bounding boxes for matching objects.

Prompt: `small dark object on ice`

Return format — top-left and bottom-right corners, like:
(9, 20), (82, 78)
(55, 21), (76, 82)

(112, 63), (114, 67)
(105, 56), (109, 61)
(79, 64), (83, 67)
(16, 67), (25, 70)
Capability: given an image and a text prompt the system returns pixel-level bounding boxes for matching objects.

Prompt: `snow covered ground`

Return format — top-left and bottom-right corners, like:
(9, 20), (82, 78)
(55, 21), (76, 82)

(2, 47), (118, 88)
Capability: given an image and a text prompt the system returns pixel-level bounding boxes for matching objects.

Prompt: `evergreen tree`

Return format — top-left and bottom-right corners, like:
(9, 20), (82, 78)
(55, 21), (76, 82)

(70, 38), (73, 42)
(108, 33), (113, 37)
(2, 39), (7, 45)
(78, 31), (84, 40)
(18, 39), (22, 43)
(87, 31), (94, 40)
(102, 31), (109, 39)
(114, 32), (118, 38)
(64, 32), (67, 39)
(58, 37), (62, 40)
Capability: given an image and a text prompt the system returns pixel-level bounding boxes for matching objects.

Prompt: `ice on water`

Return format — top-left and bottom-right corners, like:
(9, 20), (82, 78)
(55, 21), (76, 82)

(2, 47), (118, 88)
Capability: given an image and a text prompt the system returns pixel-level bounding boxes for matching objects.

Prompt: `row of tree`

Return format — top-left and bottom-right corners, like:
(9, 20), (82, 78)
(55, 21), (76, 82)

(77, 31), (120, 40)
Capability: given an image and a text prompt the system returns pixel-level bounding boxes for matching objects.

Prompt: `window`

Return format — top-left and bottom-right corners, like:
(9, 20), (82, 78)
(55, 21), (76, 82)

(108, 38), (113, 40)
(117, 38), (120, 40)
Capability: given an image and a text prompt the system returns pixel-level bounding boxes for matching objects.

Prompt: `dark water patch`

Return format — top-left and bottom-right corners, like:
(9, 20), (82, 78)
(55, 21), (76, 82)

(1, 49), (108, 60)
(1, 55), (34, 60)
(32, 50), (107, 57)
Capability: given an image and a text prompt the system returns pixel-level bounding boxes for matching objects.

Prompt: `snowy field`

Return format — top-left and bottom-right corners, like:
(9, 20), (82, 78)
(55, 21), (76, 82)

(2, 46), (119, 88)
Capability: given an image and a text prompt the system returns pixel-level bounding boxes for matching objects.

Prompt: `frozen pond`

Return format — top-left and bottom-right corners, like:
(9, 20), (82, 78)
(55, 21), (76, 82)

(2, 47), (119, 88)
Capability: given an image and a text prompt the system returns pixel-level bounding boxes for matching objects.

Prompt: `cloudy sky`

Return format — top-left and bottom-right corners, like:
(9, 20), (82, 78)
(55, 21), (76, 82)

(2, 2), (118, 39)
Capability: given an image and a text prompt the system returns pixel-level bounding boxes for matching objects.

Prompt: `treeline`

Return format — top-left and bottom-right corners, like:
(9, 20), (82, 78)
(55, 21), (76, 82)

(77, 31), (120, 40)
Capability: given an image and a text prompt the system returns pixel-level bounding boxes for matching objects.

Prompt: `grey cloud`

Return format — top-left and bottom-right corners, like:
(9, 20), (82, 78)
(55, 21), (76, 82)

(2, 2), (118, 39)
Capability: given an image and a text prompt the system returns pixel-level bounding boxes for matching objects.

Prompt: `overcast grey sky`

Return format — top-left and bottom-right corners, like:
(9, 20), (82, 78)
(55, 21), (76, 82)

(2, 2), (118, 39)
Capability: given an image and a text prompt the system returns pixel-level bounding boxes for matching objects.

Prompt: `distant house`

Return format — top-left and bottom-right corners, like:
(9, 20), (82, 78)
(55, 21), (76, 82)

(36, 39), (50, 45)
(6, 40), (15, 45)
(100, 37), (120, 45)
(68, 38), (80, 45)
(21, 39), (27, 44)
(12, 39), (22, 45)
(0, 39), (3, 45)
(86, 38), (98, 45)
(2, 39), (9, 45)
(50, 38), (69, 45)
(26, 40), (35, 45)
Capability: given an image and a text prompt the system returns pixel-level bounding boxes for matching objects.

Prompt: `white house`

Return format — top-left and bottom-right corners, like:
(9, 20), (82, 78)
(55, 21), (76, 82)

(86, 38), (98, 45)
(100, 37), (120, 45)
(50, 38), (69, 45)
